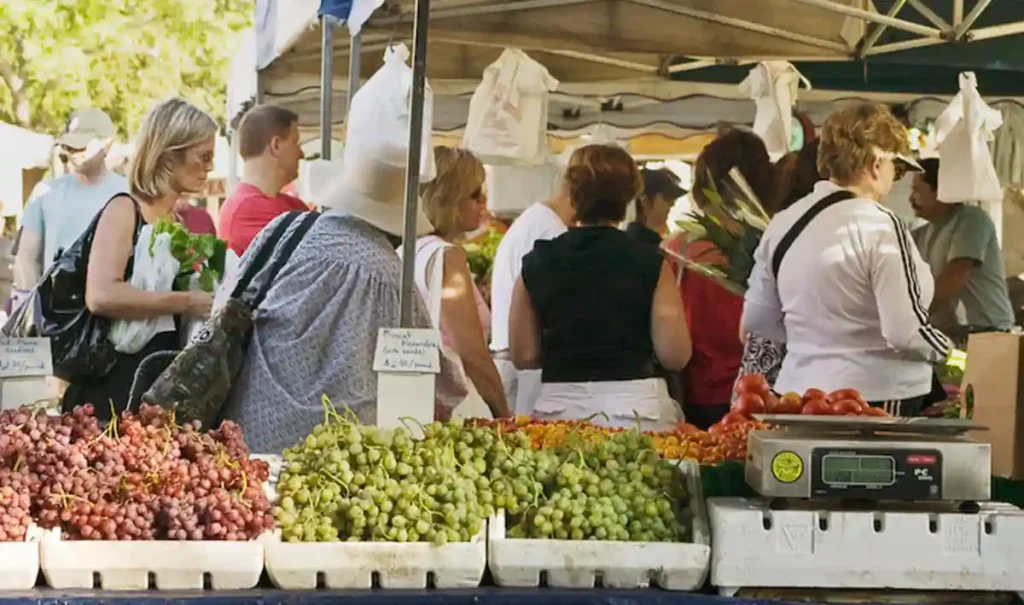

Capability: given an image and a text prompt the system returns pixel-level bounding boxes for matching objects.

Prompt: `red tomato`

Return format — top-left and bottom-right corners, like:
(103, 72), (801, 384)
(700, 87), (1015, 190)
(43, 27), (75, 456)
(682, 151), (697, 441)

(762, 392), (781, 413)
(801, 398), (833, 415)
(733, 392), (766, 416)
(863, 406), (889, 417)
(720, 411), (749, 425)
(828, 389), (867, 405)
(708, 422), (727, 434)
(736, 374), (771, 397)
(802, 388), (826, 403)
(830, 399), (864, 416)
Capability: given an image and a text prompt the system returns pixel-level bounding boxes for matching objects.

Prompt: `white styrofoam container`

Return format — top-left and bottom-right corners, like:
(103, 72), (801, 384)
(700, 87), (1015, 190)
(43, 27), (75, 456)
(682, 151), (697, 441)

(264, 524), (487, 589)
(710, 497), (1024, 596)
(487, 460), (711, 590)
(39, 529), (266, 590)
(0, 524), (43, 589)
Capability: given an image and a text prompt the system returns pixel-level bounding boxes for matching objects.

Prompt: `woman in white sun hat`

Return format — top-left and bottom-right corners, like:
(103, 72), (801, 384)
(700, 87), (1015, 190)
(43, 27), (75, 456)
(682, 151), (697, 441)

(219, 141), (468, 454)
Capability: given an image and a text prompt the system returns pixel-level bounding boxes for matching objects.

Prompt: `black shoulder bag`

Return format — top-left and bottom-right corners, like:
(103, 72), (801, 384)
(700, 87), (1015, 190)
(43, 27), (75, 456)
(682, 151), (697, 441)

(141, 211), (319, 429)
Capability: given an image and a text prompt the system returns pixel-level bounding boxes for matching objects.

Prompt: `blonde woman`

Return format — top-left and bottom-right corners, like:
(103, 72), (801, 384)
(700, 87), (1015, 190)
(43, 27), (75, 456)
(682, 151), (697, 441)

(409, 147), (511, 419)
(65, 99), (217, 418)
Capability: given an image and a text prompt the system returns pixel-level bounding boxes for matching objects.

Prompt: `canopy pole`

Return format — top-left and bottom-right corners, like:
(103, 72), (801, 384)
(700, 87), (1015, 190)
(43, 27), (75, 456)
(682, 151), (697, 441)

(320, 16), (337, 160)
(347, 33), (362, 119)
(398, 0), (431, 327)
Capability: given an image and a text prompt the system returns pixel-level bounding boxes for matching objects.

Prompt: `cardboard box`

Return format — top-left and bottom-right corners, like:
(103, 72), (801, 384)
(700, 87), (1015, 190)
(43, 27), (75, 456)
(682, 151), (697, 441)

(962, 332), (1024, 479)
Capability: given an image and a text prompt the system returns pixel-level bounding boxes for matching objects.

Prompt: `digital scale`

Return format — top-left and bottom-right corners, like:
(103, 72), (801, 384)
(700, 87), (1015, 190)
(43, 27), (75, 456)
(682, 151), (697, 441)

(746, 415), (991, 509)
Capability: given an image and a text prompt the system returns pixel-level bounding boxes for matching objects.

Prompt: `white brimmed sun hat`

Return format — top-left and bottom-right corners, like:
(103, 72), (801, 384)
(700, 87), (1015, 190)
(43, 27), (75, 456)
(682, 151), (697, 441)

(318, 142), (433, 237)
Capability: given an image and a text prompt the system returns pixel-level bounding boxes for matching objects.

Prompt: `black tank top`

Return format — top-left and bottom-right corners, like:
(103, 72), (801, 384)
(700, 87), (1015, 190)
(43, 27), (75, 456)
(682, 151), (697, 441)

(521, 226), (663, 383)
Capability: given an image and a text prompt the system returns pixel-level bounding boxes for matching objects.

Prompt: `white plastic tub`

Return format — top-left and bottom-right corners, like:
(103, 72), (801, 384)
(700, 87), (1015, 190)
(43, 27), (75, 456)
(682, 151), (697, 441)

(709, 497), (1024, 596)
(0, 524), (43, 590)
(264, 525), (487, 589)
(487, 460), (711, 590)
(39, 529), (267, 590)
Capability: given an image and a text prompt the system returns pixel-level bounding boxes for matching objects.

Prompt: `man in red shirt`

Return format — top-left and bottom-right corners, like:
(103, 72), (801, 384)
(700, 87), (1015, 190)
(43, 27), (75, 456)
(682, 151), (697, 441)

(220, 105), (307, 255)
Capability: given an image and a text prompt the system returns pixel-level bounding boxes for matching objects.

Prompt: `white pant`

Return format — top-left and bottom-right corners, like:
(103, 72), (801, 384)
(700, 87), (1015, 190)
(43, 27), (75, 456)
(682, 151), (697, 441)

(495, 359), (542, 417)
(532, 378), (682, 432)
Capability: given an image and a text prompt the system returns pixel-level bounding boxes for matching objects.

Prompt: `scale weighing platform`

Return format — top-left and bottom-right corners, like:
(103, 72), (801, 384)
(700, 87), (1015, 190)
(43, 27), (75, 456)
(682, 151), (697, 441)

(745, 415), (991, 508)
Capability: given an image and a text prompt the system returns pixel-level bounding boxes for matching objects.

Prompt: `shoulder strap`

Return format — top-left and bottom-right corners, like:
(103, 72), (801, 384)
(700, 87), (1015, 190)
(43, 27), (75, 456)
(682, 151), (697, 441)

(230, 212), (301, 299)
(251, 211), (320, 308)
(421, 237), (453, 328)
(771, 190), (855, 279)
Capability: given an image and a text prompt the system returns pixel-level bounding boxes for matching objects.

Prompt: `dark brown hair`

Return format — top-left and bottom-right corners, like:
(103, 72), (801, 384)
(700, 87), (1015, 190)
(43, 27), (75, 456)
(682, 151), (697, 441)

(237, 104), (299, 159)
(565, 144), (642, 224)
(776, 138), (822, 212)
(691, 128), (778, 213)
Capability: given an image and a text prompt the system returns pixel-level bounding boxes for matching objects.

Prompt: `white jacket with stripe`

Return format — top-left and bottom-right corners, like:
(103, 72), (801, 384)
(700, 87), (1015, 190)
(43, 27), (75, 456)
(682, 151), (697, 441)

(742, 181), (952, 402)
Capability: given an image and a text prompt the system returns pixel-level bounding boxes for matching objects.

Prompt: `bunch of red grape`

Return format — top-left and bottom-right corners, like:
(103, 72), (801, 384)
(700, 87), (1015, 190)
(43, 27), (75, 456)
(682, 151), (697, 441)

(0, 403), (274, 542)
(0, 469), (33, 542)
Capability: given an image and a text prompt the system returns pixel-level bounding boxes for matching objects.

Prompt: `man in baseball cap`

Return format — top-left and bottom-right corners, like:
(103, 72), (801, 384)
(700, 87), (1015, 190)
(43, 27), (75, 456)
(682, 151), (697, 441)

(12, 107), (126, 306)
(625, 167), (688, 247)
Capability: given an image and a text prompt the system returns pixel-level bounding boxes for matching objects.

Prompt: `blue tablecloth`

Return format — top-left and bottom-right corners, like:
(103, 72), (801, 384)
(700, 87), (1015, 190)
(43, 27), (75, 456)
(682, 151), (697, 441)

(0, 589), (795, 605)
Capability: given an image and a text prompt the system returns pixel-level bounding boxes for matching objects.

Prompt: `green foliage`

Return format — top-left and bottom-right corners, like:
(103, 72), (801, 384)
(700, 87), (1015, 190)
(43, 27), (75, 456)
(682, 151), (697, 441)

(151, 218), (227, 293)
(463, 228), (504, 283)
(0, 0), (252, 135)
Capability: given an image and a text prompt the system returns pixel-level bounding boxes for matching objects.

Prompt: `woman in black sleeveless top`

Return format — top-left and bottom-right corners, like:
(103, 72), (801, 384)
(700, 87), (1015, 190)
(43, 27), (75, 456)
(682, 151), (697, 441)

(508, 144), (692, 431)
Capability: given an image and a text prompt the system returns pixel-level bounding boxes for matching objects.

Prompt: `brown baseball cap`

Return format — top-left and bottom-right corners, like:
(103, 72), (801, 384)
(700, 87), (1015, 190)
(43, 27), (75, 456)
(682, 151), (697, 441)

(642, 168), (688, 201)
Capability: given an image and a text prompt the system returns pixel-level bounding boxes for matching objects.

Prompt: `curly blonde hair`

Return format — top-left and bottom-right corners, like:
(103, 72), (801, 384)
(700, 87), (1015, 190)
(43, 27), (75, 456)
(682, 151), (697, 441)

(419, 147), (486, 238)
(817, 103), (910, 186)
(129, 98), (218, 200)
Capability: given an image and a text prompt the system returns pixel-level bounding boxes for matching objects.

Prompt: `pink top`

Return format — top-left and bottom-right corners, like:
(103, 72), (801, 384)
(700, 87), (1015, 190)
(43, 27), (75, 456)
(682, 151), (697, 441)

(439, 265), (491, 349)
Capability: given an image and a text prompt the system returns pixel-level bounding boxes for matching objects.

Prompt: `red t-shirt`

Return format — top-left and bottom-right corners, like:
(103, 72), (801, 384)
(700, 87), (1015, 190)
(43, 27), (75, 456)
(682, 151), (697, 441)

(219, 183), (308, 255)
(178, 206), (217, 236)
(676, 240), (745, 406)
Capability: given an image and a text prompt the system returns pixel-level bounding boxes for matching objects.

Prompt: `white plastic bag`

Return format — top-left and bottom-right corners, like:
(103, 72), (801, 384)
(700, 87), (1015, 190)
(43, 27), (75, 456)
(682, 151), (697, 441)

(463, 49), (559, 166)
(739, 61), (811, 159)
(344, 44), (436, 182)
(935, 72), (1004, 203)
(109, 226), (180, 354)
(182, 249), (241, 347)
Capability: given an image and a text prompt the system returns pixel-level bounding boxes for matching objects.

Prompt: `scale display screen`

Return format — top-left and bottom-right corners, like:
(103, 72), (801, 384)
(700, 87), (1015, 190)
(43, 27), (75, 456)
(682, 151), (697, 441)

(821, 454), (895, 486)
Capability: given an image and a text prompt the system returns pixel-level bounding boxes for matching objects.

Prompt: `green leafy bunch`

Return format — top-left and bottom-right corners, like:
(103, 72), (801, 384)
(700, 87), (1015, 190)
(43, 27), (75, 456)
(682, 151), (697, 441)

(672, 168), (770, 296)
(463, 228), (504, 283)
(149, 217), (227, 293)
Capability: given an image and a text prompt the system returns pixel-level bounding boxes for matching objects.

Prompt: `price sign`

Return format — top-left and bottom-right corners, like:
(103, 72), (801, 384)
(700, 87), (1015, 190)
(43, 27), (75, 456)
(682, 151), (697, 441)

(0, 338), (53, 379)
(373, 328), (441, 374)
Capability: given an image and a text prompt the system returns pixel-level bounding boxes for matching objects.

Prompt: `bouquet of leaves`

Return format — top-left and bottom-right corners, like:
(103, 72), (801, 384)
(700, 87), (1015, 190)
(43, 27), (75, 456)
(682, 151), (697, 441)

(665, 168), (770, 296)
(463, 227), (504, 284)
(149, 218), (228, 293)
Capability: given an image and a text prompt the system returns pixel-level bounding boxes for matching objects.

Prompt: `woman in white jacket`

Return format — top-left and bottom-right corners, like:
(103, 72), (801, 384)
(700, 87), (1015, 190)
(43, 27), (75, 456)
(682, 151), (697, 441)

(406, 147), (511, 420)
(742, 103), (951, 416)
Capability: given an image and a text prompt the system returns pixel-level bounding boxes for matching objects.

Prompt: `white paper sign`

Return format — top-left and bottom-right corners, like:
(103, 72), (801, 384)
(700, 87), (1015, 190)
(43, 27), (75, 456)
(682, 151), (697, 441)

(373, 328), (441, 374)
(0, 338), (53, 378)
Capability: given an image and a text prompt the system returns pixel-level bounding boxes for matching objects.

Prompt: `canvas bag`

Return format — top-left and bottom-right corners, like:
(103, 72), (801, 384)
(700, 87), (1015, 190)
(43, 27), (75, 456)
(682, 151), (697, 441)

(344, 44), (436, 182)
(142, 212), (319, 428)
(463, 49), (559, 166)
(962, 332), (1024, 479)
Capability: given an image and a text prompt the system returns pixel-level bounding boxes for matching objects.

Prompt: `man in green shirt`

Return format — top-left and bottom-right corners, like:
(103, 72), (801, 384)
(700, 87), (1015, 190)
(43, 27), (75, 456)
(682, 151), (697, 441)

(910, 158), (1015, 344)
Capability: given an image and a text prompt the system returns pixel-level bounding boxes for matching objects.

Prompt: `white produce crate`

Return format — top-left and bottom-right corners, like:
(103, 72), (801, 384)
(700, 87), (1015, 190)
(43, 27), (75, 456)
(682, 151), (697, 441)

(709, 497), (1024, 596)
(264, 525), (487, 589)
(39, 529), (267, 590)
(0, 525), (43, 590)
(487, 460), (711, 590)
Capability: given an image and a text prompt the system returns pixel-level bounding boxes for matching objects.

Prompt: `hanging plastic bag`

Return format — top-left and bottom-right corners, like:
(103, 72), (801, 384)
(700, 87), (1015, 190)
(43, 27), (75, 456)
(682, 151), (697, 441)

(344, 44), (436, 182)
(109, 225), (180, 354)
(935, 72), (1004, 203)
(463, 49), (559, 166)
(739, 61), (811, 159)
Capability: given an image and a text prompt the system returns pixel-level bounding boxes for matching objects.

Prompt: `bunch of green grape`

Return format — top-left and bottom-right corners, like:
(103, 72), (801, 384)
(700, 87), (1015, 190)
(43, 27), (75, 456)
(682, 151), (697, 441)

(506, 431), (691, 542)
(274, 405), (538, 545)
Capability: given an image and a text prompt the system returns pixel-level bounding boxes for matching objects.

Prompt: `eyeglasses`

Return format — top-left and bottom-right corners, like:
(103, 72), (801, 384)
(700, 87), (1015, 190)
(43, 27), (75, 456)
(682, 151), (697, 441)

(59, 144), (87, 155)
(878, 151), (921, 181)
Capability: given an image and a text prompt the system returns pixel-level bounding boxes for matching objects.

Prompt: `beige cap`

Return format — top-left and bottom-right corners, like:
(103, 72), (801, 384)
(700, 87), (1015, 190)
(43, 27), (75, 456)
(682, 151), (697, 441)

(59, 108), (115, 149)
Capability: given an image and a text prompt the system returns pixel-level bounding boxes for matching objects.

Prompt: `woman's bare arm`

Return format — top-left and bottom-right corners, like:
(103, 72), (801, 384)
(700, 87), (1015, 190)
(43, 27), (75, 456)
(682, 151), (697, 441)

(438, 247), (510, 418)
(509, 277), (542, 370)
(651, 260), (692, 370)
(85, 195), (204, 320)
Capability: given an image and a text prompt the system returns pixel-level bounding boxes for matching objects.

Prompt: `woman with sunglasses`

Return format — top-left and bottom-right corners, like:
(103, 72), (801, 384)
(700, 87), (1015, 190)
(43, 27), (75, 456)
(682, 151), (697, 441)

(742, 103), (952, 417)
(403, 147), (511, 420)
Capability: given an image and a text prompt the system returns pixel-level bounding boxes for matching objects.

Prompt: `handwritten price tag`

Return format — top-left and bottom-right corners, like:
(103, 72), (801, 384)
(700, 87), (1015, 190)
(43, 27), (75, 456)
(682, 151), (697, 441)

(0, 338), (53, 378)
(373, 328), (441, 374)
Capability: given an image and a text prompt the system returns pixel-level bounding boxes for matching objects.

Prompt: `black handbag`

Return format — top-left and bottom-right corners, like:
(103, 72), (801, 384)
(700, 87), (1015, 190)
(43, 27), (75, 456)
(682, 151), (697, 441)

(2, 196), (142, 381)
(142, 211), (319, 429)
